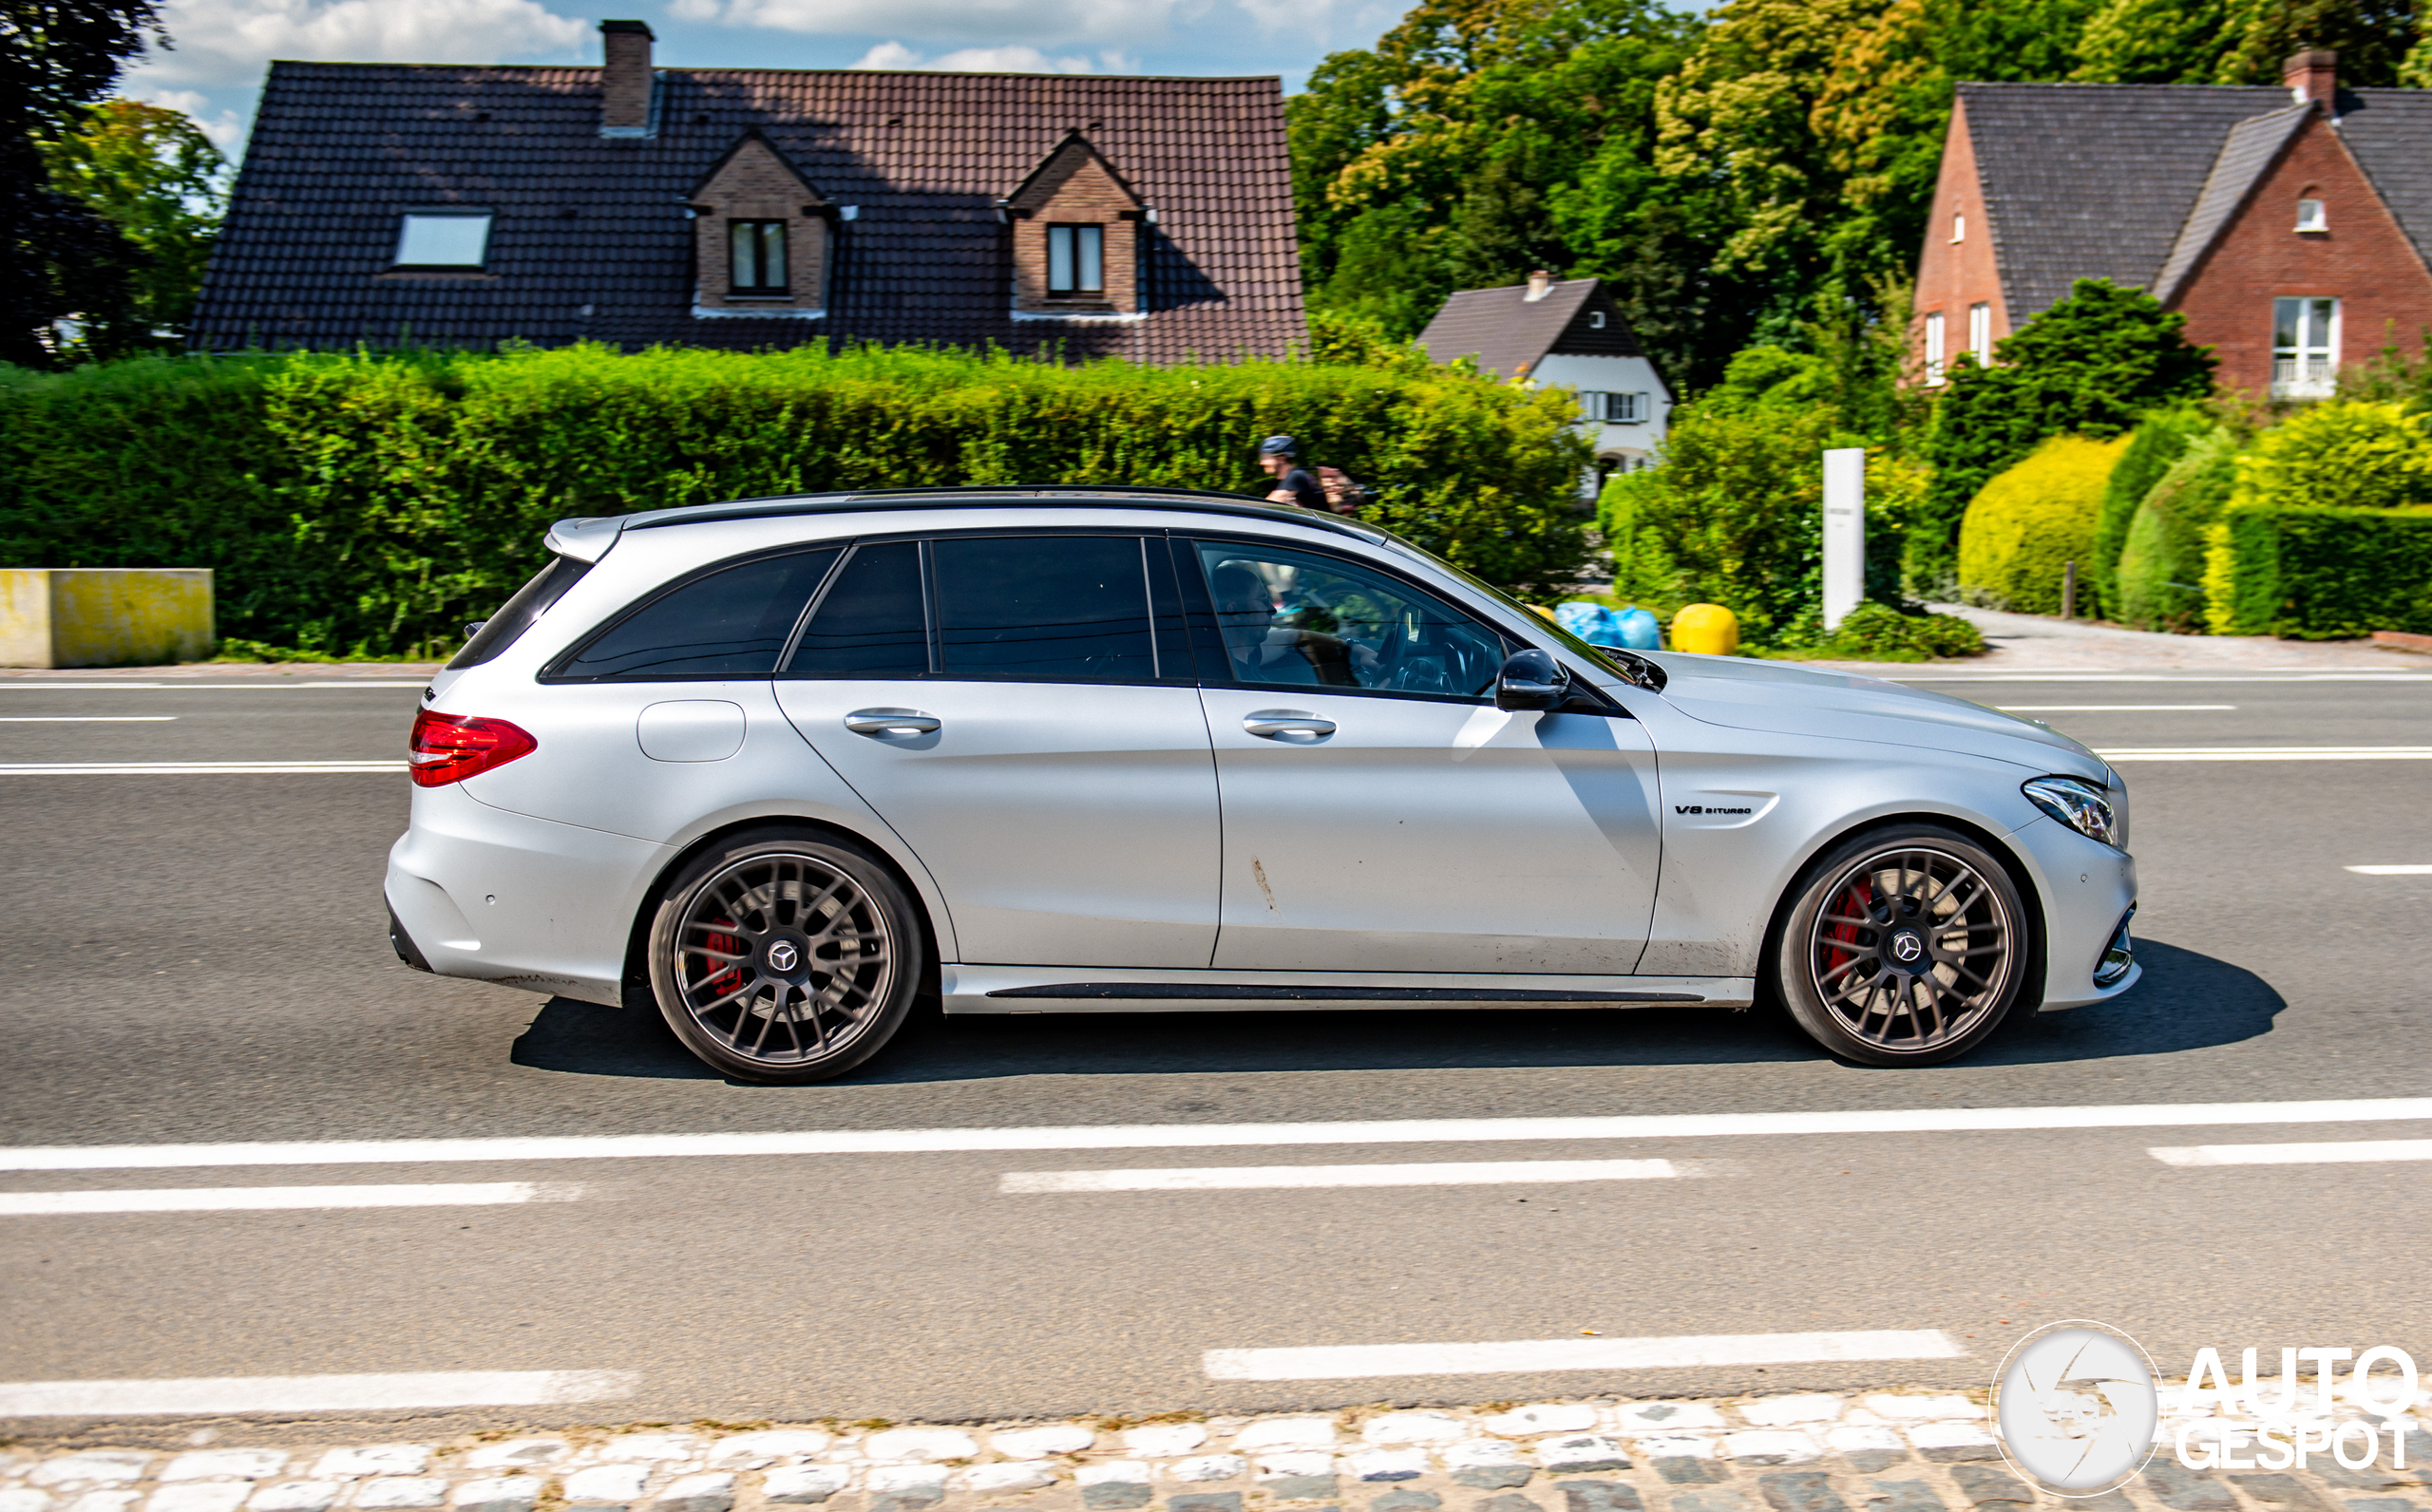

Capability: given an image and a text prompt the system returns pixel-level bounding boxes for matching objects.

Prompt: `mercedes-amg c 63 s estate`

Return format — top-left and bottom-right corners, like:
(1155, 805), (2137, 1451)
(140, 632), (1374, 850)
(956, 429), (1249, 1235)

(387, 487), (2138, 1082)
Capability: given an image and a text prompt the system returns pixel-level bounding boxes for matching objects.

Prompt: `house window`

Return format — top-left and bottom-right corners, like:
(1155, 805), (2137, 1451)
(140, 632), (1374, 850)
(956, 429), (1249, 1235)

(1605, 392), (1647, 423)
(393, 212), (492, 269)
(729, 220), (788, 294)
(2295, 198), (2328, 232)
(1047, 223), (1104, 296)
(1588, 311), (1606, 329)
(2272, 296), (2339, 397)
(1951, 212), (1966, 243)
(1924, 311), (1946, 385)
(1967, 302), (1992, 364)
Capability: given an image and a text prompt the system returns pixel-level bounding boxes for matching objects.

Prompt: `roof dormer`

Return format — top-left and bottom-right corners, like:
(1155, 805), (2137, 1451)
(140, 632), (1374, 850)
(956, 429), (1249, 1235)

(687, 131), (828, 317)
(1001, 132), (1148, 317)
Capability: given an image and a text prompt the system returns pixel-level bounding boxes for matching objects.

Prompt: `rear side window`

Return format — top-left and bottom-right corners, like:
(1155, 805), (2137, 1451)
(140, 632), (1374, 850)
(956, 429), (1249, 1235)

(933, 536), (1158, 682)
(557, 548), (839, 679)
(787, 541), (928, 678)
(447, 555), (592, 670)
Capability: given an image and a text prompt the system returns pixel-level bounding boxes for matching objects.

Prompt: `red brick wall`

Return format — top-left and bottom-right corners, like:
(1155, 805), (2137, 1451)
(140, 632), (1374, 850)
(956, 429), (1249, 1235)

(601, 28), (652, 132)
(2170, 111), (2432, 398)
(692, 137), (826, 311)
(1911, 97), (2008, 385)
(1010, 147), (1139, 314)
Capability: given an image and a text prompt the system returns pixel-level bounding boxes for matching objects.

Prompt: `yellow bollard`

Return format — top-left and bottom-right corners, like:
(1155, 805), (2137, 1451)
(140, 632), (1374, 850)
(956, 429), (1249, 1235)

(1668, 602), (1739, 655)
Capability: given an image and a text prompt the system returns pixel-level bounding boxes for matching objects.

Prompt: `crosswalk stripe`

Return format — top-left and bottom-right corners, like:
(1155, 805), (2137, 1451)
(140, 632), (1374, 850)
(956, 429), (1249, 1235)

(2149, 1140), (2432, 1166)
(1001, 1158), (1687, 1192)
(0, 1182), (578, 1216)
(0, 1370), (636, 1418)
(1204, 1329), (1965, 1381)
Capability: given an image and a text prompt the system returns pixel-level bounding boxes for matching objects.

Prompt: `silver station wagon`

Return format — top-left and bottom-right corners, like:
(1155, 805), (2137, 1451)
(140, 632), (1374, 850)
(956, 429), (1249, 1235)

(387, 487), (2139, 1082)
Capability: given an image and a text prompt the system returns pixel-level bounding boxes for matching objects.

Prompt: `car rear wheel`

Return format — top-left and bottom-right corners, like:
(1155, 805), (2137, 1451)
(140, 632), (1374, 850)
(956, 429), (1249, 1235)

(646, 829), (922, 1085)
(1773, 824), (2030, 1067)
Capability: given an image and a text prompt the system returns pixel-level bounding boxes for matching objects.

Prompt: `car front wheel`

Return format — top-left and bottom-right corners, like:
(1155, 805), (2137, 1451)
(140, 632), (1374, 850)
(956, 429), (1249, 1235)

(1773, 824), (2031, 1067)
(646, 829), (922, 1084)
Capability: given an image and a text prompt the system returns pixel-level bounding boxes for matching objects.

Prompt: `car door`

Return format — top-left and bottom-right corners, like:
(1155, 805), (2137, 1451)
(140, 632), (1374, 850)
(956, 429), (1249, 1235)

(1187, 536), (1662, 974)
(772, 531), (1221, 969)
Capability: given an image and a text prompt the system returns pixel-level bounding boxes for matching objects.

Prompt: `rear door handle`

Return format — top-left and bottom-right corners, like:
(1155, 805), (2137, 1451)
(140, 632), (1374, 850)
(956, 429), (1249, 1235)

(845, 708), (940, 737)
(1244, 709), (1337, 738)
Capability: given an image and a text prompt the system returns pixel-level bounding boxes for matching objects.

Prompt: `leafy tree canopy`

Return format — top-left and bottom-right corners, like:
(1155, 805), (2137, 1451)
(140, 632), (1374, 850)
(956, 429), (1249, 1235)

(39, 98), (228, 339)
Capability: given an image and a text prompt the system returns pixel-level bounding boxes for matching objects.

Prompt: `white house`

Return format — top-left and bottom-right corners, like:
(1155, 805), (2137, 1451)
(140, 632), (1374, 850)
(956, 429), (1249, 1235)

(1416, 272), (1673, 488)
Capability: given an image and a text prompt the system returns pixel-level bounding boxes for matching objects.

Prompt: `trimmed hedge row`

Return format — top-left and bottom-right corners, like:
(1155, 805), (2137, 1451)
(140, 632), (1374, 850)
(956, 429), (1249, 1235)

(2202, 504), (2432, 639)
(0, 343), (1594, 656)
(1956, 434), (2129, 614)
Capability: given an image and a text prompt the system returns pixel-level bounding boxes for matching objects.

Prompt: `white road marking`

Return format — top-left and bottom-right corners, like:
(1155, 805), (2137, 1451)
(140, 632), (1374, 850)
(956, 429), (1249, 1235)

(8, 1098), (2431, 1172)
(1890, 673), (2432, 683)
(2150, 1140), (2432, 1166)
(2097, 747), (2432, 761)
(0, 682), (425, 690)
(1204, 1329), (1965, 1381)
(0, 761), (405, 775)
(0, 716), (178, 722)
(2347, 864), (2432, 875)
(1997, 705), (2234, 712)
(0, 1370), (636, 1418)
(0, 1182), (579, 1215)
(1001, 1158), (1687, 1192)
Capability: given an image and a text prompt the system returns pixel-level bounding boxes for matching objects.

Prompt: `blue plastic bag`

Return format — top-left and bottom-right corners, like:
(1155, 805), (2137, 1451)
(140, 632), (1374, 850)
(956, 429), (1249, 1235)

(1555, 601), (1661, 652)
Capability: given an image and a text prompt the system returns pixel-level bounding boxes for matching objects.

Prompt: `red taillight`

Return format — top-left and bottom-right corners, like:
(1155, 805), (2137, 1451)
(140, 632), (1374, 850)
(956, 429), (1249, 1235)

(408, 709), (537, 787)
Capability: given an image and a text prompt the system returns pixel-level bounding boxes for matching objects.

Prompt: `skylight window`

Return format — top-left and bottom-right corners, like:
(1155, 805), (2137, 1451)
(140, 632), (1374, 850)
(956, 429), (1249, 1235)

(393, 212), (494, 269)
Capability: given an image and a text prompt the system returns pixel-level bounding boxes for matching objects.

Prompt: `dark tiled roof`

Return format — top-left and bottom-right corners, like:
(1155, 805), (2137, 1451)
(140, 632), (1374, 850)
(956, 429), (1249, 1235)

(2154, 101), (2313, 303)
(1962, 82), (2432, 323)
(192, 64), (1304, 362)
(1416, 277), (1598, 378)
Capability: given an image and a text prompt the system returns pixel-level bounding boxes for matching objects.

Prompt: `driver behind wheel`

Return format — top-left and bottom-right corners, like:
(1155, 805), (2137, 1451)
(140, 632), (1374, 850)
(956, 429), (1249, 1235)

(1210, 562), (1378, 687)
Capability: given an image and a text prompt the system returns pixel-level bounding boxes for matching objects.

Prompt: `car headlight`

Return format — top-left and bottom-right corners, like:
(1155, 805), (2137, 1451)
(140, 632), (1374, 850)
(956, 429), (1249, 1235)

(2023, 774), (2121, 847)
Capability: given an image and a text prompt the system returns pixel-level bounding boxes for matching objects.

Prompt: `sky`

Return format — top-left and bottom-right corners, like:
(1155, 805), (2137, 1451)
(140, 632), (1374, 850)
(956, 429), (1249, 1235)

(117, 0), (1410, 158)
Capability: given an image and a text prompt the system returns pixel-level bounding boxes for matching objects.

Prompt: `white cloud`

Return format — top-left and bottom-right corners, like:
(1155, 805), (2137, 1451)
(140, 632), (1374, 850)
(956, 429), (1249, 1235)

(124, 0), (587, 91)
(112, 84), (250, 151)
(850, 40), (1140, 70)
(712, 0), (1185, 47)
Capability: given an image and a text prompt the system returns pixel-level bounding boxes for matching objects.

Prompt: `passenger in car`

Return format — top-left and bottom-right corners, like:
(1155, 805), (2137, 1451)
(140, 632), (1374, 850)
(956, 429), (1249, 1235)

(1209, 562), (1378, 687)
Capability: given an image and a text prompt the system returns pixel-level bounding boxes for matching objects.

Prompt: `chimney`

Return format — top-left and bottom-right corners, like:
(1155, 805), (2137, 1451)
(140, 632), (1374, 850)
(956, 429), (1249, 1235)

(600, 20), (656, 138)
(2284, 49), (2336, 105)
(1524, 270), (1552, 302)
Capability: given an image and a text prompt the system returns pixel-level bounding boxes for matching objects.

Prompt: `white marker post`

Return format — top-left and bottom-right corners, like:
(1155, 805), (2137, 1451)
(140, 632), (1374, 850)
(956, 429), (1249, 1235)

(1822, 447), (1866, 633)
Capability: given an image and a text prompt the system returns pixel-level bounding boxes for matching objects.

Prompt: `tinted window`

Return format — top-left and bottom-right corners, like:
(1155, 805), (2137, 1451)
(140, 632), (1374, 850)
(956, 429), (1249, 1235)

(934, 536), (1157, 682)
(448, 554), (591, 670)
(787, 540), (929, 678)
(559, 549), (837, 679)
(1191, 540), (1508, 698)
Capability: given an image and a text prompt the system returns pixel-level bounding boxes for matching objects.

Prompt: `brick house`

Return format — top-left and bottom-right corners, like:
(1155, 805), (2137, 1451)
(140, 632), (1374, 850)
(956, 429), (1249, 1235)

(1417, 274), (1674, 484)
(189, 23), (1304, 360)
(1913, 52), (2432, 399)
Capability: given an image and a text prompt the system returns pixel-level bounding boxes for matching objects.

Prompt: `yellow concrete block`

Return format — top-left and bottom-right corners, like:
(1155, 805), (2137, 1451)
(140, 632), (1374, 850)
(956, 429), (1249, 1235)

(1669, 602), (1740, 655)
(0, 569), (214, 668)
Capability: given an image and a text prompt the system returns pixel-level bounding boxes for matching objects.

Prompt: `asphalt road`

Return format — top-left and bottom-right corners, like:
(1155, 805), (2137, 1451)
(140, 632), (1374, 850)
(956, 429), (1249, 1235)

(2, 671), (2427, 1438)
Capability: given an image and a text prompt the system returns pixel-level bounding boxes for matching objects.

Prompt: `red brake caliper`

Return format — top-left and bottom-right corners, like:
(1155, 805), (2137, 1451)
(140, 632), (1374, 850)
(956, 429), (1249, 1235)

(1823, 880), (1872, 982)
(702, 919), (742, 997)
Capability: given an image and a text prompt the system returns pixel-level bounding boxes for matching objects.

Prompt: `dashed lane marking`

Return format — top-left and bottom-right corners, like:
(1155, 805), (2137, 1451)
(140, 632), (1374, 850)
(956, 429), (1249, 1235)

(0, 716), (178, 722)
(0, 1370), (636, 1418)
(0, 1182), (581, 1216)
(1204, 1329), (1965, 1381)
(8, 1098), (2431, 1171)
(1001, 1158), (1691, 1192)
(2098, 747), (2432, 761)
(2347, 864), (2432, 875)
(0, 682), (426, 690)
(1996, 705), (2235, 711)
(2150, 1139), (2432, 1166)
(0, 761), (406, 775)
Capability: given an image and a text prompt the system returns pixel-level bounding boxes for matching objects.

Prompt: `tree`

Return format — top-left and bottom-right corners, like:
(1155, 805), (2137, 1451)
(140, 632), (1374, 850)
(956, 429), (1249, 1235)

(1912, 277), (2217, 590)
(0, 0), (163, 366)
(39, 98), (228, 342)
(2074, 0), (2420, 85)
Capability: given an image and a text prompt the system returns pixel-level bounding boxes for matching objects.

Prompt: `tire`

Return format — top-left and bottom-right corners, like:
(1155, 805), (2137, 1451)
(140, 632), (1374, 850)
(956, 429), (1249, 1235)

(645, 828), (923, 1085)
(1771, 823), (2032, 1067)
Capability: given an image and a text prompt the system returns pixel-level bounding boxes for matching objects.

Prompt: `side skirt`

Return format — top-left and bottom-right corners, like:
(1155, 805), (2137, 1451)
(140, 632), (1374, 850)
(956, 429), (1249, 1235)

(941, 964), (1756, 1014)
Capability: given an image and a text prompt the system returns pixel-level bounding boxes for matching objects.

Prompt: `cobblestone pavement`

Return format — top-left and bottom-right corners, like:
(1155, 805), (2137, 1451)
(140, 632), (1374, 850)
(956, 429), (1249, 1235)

(7, 1391), (2423, 1512)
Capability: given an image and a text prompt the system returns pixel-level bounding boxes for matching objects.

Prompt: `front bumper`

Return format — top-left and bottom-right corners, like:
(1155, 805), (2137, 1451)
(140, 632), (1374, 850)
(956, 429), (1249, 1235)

(2006, 813), (2140, 1011)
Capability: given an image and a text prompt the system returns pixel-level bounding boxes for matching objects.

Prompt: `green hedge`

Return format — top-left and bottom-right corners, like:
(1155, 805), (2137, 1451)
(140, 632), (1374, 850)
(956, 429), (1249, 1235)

(0, 343), (1593, 656)
(1956, 433), (2128, 614)
(2116, 426), (2235, 633)
(2091, 407), (2210, 617)
(2202, 503), (2432, 638)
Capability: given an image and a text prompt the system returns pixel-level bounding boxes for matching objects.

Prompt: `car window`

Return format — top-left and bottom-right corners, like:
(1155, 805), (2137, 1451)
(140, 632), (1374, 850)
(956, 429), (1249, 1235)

(786, 540), (929, 678)
(933, 536), (1159, 682)
(448, 553), (591, 670)
(555, 548), (838, 680)
(1188, 539), (1509, 699)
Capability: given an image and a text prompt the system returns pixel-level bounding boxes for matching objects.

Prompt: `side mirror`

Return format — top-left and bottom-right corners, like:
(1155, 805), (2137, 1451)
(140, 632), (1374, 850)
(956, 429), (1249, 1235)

(1495, 648), (1570, 711)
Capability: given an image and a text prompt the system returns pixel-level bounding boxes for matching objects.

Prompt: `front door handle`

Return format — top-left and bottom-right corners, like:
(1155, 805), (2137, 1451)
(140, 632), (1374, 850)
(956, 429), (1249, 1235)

(1244, 709), (1337, 739)
(845, 708), (940, 737)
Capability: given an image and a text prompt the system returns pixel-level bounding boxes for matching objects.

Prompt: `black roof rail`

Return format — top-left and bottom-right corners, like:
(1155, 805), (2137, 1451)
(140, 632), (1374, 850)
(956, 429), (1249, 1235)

(595, 484), (1388, 544)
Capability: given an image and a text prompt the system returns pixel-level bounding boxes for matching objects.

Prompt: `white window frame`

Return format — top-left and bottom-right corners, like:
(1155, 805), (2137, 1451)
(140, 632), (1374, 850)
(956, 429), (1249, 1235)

(1951, 212), (1966, 243)
(1924, 311), (1946, 386)
(393, 211), (493, 269)
(728, 218), (788, 294)
(1588, 310), (1606, 329)
(1967, 302), (1993, 365)
(2271, 295), (2339, 398)
(1046, 223), (1105, 296)
(2295, 198), (2328, 232)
